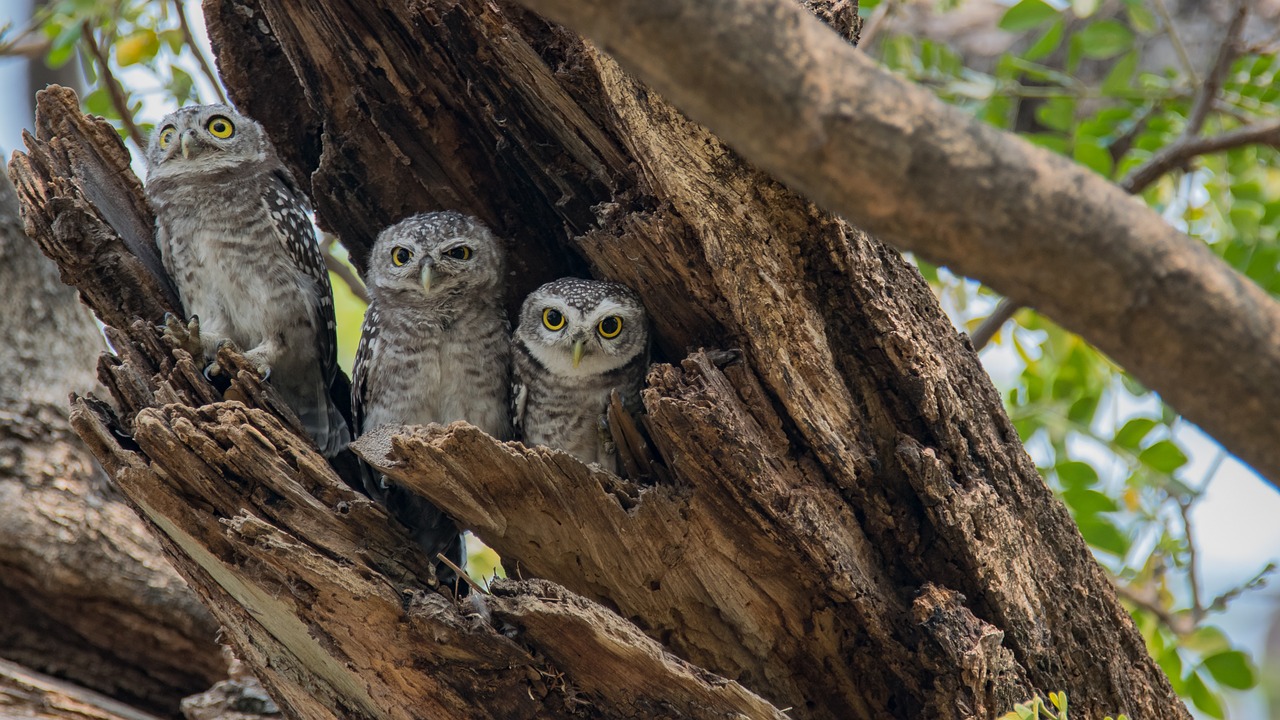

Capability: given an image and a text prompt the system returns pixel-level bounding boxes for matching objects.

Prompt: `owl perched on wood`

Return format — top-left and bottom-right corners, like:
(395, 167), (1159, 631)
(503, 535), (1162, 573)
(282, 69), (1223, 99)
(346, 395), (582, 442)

(352, 212), (511, 583)
(144, 105), (349, 457)
(513, 278), (649, 471)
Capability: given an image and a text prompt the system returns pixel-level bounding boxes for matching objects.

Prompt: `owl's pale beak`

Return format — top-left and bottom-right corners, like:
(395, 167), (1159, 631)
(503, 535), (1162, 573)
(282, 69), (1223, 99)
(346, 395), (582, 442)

(180, 131), (194, 159)
(420, 262), (435, 294)
(571, 339), (586, 368)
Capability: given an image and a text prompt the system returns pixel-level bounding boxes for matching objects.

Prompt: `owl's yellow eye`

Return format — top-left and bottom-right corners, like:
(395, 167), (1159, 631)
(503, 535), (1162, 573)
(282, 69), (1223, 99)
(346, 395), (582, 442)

(157, 125), (176, 149)
(391, 246), (412, 266)
(542, 308), (566, 331)
(207, 116), (235, 139)
(445, 245), (472, 261)
(597, 316), (623, 339)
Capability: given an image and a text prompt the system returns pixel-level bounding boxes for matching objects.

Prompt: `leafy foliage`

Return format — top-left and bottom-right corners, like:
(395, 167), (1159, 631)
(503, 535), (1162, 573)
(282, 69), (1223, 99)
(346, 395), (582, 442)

(864, 0), (1276, 714)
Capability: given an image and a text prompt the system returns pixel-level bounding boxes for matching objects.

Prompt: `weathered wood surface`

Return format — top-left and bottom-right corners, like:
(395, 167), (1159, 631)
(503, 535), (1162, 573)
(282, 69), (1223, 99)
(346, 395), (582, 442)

(513, 0), (1280, 488)
(5, 0), (1195, 717)
(10, 86), (789, 720)
(0, 157), (222, 716)
(0, 658), (167, 720)
(205, 0), (1188, 718)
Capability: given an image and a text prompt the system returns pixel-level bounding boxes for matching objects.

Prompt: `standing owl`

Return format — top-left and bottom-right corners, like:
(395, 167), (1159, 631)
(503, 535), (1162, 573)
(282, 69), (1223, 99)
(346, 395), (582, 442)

(513, 278), (649, 470)
(352, 212), (511, 582)
(144, 105), (349, 457)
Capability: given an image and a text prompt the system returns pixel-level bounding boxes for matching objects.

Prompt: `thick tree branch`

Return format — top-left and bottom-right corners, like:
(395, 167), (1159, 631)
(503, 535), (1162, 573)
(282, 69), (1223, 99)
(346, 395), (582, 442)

(0, 659), (167, 720)
(510, 0), (1280, 487)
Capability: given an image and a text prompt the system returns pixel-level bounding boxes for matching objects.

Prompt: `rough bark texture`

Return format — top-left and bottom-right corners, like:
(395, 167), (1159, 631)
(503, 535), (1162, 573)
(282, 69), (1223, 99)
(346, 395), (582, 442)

(9, 87), (794, 720)
(0, 155), (223, 714)
(192, 2), (1184, 719)
(510, 0), (1280, 489)
(0, 659), (166, 720)
(5, 0), (1197, 717)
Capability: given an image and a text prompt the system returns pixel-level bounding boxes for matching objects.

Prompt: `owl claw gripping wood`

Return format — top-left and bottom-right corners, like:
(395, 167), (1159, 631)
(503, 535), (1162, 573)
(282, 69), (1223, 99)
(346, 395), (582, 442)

(144, 105), (350, 458)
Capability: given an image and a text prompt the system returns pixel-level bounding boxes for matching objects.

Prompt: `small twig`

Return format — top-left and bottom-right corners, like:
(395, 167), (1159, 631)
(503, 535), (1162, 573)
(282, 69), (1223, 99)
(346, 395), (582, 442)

(321, 234), (369, 303)
(1206, 562), (1276, 614)
(0, 28), (49, 58)
(436, 553), (487, 596)
(1151, 0), (1200, 85)
(80, 24), (146, 149)
(856, 0), (897, 50)
(172, 0), (228, 104)
(1120, 118), (1280, 193)
(971, 298), (1020, 351)
(1176, 498), (1204, 621)
(1185, 0), (1249, 138)
(1112, 581), (1196, 635)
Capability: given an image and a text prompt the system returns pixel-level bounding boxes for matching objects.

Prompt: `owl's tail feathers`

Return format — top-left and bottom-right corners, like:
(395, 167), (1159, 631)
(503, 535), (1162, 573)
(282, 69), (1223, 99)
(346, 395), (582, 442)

(387, 484), (468, 594)
(294, 379), (352, 458)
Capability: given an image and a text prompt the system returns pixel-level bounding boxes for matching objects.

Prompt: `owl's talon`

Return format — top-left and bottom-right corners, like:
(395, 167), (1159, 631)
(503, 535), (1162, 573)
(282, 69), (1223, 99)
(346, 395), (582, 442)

(160, 313), (204, 360)
(202, 361), (223, 382)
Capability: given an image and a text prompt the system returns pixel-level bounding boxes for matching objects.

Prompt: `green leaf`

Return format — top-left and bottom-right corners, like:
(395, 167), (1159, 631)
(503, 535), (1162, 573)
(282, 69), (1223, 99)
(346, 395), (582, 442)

(1114, 418), (1157, 450)
(1036, 97), (1075, 132)
(1186, 671), (1225, 719)
(1138, 440), (1188, 473)
(999, 0), (1059, 32)
(1078, 20), (1134, 60)
(1202, 650), (1257, 690)
(1054, 458), (1095, 486)
(1077, 516), (1129, 556)
(1184, 626), (1231, 655)
(1126, 1), (1158, 33)
(1073, 137), (1114, 176)
(1102, 50), (1139, 93)
(1157, 646), (1185, 694)
(1063, 486), (1119, 515)
(1024, 18), (1065, 62)
(115, 28), (159, 66)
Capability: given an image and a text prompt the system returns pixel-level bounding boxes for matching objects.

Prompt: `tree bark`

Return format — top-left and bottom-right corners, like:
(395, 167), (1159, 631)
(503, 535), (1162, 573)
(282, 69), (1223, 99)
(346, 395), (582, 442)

(0, 658), (166, 720)
(0, 154), (223, 713)
(508, 0), (1280, 489)
(6, 0), (1195, 718)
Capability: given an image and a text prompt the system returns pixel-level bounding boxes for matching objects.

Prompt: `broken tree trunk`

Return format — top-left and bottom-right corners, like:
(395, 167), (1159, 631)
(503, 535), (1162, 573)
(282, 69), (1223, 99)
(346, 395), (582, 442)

(9, 86), (797, 720)
(202, 0), (1186, 718)
(0, 160), (223, 715)
(5, 0), (1192, 718)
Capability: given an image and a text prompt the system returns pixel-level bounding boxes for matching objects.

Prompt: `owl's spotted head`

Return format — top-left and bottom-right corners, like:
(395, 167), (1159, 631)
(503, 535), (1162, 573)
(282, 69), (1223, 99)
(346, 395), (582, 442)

(516, 278), (649, 376)
(366, 211), (506, 311)
(144, 104), (270, 181)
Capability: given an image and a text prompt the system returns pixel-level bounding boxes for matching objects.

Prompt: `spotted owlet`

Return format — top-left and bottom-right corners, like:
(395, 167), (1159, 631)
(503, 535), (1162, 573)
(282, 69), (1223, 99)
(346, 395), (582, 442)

(513, 278), (649, 471)
(144, 105), (349, 457)
(352, 211), (512, 580)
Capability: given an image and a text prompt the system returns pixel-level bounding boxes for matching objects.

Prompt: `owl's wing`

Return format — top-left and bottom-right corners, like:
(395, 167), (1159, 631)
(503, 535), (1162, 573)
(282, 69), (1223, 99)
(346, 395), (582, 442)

(261, 168), (338, 387)
(511, 379), (527, 438)
(350, 305), (379, 438)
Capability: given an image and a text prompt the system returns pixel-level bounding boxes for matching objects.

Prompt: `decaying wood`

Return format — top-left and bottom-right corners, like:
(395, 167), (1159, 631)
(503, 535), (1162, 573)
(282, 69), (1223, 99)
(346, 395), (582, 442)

(67, 396), (787, 720)
(0, 163), (223, 715)
(10, 85), (791, 720)
(0, 658), (167, 720)
(510, 0), (1280, 488)
(5, 0), (1201, 717)
(199, 0), (1190, 717)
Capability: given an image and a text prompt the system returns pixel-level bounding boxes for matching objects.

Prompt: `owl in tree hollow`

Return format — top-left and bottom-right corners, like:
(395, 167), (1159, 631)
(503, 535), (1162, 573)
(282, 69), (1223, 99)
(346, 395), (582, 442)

(352, 211), (512, 580)
(144, 105), (349, 457)
(513, 278), (649, 471)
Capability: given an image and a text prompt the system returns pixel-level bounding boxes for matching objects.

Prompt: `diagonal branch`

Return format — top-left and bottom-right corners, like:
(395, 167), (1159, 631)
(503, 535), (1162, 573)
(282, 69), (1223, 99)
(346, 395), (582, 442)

(1120, 118), (1280, 194)
(507, 0), (1280, 486)
(79, 24), (146, 150)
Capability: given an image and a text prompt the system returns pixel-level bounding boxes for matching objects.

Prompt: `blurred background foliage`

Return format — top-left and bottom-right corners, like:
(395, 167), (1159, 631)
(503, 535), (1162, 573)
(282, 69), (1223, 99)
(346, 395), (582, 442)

(2, 0), (1277, 716)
